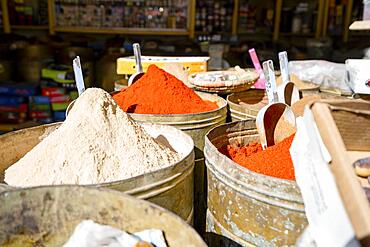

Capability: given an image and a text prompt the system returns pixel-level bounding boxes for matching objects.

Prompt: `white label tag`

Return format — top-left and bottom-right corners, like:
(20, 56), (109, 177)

(290, 109), (359, 247)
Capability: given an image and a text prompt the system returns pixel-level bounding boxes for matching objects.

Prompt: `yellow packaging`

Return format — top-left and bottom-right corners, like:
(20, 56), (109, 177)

(117, 56), (209, 75)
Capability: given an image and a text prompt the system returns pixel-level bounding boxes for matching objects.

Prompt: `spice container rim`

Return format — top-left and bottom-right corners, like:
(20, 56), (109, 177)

(205, 134), (299, 193)
(1, 122), (195, 190)
(205, 120), (303, 205)
(226, 90), (266, 107)
(0, 184), (208, 246)
(67, 91), (227, 117)
(129, 92), (227, 117)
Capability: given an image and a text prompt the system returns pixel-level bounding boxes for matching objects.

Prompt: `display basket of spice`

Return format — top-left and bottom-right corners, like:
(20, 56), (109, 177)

(204, 120), (307, 246)
(0, 185), (206, 246)
(227, 89), (268, 122)
(188, 67), (259, 95)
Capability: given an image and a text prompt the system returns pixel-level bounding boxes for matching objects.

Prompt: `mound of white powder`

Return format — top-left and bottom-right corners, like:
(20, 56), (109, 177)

(5, 88), (180, 187)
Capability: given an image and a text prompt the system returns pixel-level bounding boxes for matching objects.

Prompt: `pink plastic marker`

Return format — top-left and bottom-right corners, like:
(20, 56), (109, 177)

(248, 48), (266, 89)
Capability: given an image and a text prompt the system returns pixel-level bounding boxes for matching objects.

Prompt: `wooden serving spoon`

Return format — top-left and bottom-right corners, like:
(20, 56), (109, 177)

(256, 60), (296, 149)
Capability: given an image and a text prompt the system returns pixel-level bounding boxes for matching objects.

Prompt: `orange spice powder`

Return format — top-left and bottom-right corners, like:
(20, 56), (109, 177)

(113, 65), (218, 114)
(220, 134), (296, 180)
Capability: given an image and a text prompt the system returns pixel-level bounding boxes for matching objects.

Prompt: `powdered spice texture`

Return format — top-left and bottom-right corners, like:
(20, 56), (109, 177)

(113, 64), (218, 114)
(220, 134), (295, 180)
(5, 88), (180, 187)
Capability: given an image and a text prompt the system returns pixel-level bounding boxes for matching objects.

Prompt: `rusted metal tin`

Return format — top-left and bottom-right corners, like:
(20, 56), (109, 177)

(128, 92), (227, 234)
(227, 89), (268, 122)
(0, 185), (207, 246)
(0, 122), (195, 224)
(204, 120), (308, 246)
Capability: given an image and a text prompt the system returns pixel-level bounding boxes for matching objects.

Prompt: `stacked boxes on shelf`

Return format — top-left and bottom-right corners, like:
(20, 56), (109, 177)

(0, 81), (78, 134)
(8, 0), (48, 25)
(0, 83), (39, 134)
(28, 95), (52, 124)
(41, 87), (74, 122)
(55, 0), (188, 29)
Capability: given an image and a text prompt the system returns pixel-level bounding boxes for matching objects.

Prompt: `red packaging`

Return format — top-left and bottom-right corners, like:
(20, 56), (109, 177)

(41, 87), (66, 97)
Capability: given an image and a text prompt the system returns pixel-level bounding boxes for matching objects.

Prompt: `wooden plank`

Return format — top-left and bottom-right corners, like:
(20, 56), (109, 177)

(322, 0), (330, 37)
(232, 0), (239, 35)
(188, 0), (196, 38)
(1, 0), (11, 33)
(343, 0), (354, 42)
(48, 0), (55, 35)
(54, 27), (189, 36)
(11, 25), (48, 30)
(349, 20), (370, 30)
(273, 0), (283, 41)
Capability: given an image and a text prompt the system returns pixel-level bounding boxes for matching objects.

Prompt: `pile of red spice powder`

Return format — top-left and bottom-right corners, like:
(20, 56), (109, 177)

(113, 65), (218, 114)
(220, 134), (296, 180)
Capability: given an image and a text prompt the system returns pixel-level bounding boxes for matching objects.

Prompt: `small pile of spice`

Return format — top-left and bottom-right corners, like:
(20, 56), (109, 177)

(220, 134), (295, 180)
(113, 64), (218, 114)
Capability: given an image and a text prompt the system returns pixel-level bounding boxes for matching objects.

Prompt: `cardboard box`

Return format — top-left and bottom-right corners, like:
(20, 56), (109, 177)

(117, 56), (209, 75)
(0, 83), (38, 96)
(41, 87), (66, 97)
(310, 99), (370, 245)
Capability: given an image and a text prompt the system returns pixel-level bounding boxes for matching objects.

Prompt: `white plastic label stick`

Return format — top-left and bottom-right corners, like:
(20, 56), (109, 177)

(262, 60), (278, 104)
(279, 51), (290, 85)
(73, 56), (85, 96)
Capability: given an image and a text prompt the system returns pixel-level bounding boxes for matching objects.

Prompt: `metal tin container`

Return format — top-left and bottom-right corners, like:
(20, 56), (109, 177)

(96, 47), (125, 92)
(204, 120), (307, 246)
(0, 185), (207, 247)
(16, 44), (53, 59)
(0, 59), (13, 81)
(16, 45), (53, 82)
(227, 89), (268, 122)
(0, 122), (195, 224)
(128, 92), (227, 234)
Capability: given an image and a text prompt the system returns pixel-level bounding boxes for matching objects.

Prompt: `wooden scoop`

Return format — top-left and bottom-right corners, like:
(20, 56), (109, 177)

(277, 51), (300, 106)
(128, 43), (144, 86)
(256, 60), (296, 150)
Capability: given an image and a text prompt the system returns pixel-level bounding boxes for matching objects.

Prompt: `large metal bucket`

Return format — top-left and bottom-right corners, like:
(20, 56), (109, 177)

(227, 90), (268, 122)
(0, 185), (207, 246)
(128, 91), (227, 234)
(204, 120), (307, 246)
(0, 122), (195, 224)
